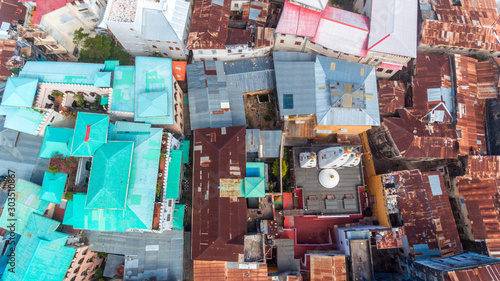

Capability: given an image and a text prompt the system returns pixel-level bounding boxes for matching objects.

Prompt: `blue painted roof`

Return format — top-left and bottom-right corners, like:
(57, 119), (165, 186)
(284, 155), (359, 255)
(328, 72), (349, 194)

(137, 91), (169, 117)
(1, 78), (38, 107)
(41, 172), (67, 204)
(2, 214), (76, 281)
(104, 60), (120, 72)
(85, 141), (134, 209)
(39, 126), (74, 158)
(93, 72), (112, 88)
(19, 61), (105, 85)
(0, 106), (46, 135)
(134, 57), (174, 125)
(70, 112), (109, 157)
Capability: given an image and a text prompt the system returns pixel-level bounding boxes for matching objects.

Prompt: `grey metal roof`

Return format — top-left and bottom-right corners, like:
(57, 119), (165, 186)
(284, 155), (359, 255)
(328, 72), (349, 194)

(246, 129), (260, 153)
(142, 8), (180, 44)
(274, 52), (380, 126)
(103, 254), (124, 278)
(86, 230), (184, 281)
(187, 57), (276, 130)
(0, 118), (49, 185)
(275, 239), (300, 273)
(259, 130), (282, 158)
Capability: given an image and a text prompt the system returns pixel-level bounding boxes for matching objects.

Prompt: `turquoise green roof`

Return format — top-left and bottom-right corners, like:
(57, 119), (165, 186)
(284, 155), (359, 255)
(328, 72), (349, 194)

(165, 149), (183, 200)
(244, 177), (265, 198)
(104, 60), (119, 72)
(63, 122), (162, 231)
(86, 141), (134, 209)
(137, 91), (169, 117)
(134, 57), (174, 125)
(93, 72), (112, 87)
(0, 106), (46, 135)
(62, 200), (74, 226)
(19, 61), (105, 85)
(1, 78), (38, 107)
(0, 180), (49, 235)
(3, 214), (76, 281)
(172, 204), (185, 230)
(70, 112), (109, 157)
(179, 140), (190, 164)
(41, 172), (67, 204)
(39, 126), (74, 158)
(110, 66), (135, 113)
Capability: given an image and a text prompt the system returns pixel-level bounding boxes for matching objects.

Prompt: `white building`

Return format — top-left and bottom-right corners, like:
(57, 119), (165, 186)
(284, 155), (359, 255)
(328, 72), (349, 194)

(102, 0), (192, 60)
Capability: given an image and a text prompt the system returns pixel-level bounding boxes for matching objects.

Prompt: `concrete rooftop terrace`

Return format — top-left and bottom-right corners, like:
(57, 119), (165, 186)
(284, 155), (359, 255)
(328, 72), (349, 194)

(293, 145), (363, 216)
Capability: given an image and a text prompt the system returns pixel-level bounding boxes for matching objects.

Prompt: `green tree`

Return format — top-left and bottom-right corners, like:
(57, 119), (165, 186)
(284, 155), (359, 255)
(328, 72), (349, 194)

(272, 158), (288, 178)
(73, 27), (89, 48)
(79, 35), (131, 65)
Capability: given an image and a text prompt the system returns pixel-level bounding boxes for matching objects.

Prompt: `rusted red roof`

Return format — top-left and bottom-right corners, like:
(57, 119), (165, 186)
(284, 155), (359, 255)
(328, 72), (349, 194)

(454, 55), (487, 155)
(476, 60), (499, 99)
(383, 109), (458, 159)
(255, 26), (274, 48)
(466, 155), (500, 179)
(192, 126), (248, 262)
(409, 53), (452, 118)
(226, 28), (252, 46)
(0, 0), (26, 25)
(392, 170), (462, 258)
(0, 39), (16, 78)
(378, 80), (405, 114)
(448, 263), (500, 280)
(187, 0), (231, 50)
(421, 0), (500, 52)
(193, 260), (269, 280)
(310, 255), (347, 281)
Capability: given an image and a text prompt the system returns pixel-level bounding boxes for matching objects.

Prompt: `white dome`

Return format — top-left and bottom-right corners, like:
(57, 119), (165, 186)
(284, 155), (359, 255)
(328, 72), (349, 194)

(319, 169), (340, 188)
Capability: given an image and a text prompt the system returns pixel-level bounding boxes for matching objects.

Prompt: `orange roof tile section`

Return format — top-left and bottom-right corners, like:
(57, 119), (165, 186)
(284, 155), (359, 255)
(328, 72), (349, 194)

(454, 55), (487, 155)
(193, 260), (269, 281)
(377, 80), (405, 114)
(310, 255), (347, 281)
(421, 0), (500, 51)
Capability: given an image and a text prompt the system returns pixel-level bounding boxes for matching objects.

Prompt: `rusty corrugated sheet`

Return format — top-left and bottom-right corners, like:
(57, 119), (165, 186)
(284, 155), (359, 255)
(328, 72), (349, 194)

(383, 109), (458, 159)
(476, 60), (499, 99)
(0, 39), (16, 78)
(375, 228), (404, 249)
(454, 55), (487, 155)
(192, 126), (248, 262)
(448, 263), (500, 280)
(285, 118), (315, 138)
(255, 27), (274, 48)
(310, 255), (347, 281)
(486, 239), (500, 258)
(187, 0), (231, 50)
(409, 54), (452, 118)
(378, 80), (405, 114)
(467, 155), (500, 179)
(226, 28), (252, 46)
(392, 170), (462, 258)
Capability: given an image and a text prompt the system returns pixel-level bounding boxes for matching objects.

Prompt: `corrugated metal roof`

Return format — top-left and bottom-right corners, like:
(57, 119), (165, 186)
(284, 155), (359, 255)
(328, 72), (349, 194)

(0, 106), (48, 136)
(382, 109), (458, 159)
(187, 0), (230, 49)
(193, 260), (269, 280)
(165, 149), (183, 199)
(415, 252), (500, 272)
(368, 0), (417, 58)
(1, 78), (38, 108)
(275, 52), (380, 126)
(142, 8), (180, 43)
(275, 0), (321, 37)
(389, 170), (462, 258)
(259, 130), (281, 158)
(311, 7), (369, 57)
(87, 229), (184, 281)
(310, 254), (347, 281)
(192, 126), (247, 261)
(454, 55), (487, 155)
(0, 39), (16, 78)
(246, 129), (260, 153)
(70, 112), (109, 157)
(19, 61), (105, 85)
(40, 172), (67, 204)
(111, 66), (135, 113)
(378, 80), (405, 114)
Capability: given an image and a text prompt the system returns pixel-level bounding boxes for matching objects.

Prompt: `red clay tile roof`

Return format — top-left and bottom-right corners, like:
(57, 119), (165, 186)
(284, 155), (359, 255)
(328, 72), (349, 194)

(421, 0), (500, 52)
(377, 80), (405, 114)
(448, 263), (500, 280)
(0, 39), (16, 78)
(392, 170), (462, 258)
(383, 109), (458, 159)
(454, 55), (487, 155)
(0, 0), (26, 25)
(310, 255), (347, 281)
(409, 53), (452, 118)
(187, 0), (231, 50)
(192, 126), (248, 262)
